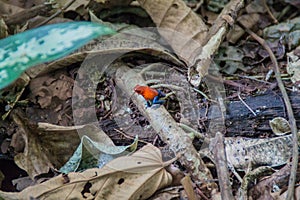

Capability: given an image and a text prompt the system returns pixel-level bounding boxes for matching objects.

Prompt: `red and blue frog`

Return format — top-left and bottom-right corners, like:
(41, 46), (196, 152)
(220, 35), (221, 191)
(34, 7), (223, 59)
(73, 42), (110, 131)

(134, 85), (165, 108)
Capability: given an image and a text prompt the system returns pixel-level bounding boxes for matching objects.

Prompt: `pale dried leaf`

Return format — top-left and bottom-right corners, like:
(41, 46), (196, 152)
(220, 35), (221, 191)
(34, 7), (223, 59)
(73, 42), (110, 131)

(137, 0), (208, 62)
(287, 48), (300, 84)
(269, 117), (291, 136)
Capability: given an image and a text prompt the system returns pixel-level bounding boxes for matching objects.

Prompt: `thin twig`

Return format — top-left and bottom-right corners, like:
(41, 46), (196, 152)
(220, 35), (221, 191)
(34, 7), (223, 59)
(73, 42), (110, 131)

(192, 87), (216, 102)
(262, 0), (278, 24)
(237, 92), (257, 116)
(113, 128), (149, 144)
(34, 0), (76, 28)
(241, 24), (298, 200)
(236, 75), (272, 85)
(4, 3), (52, 26)
(178, 123), (208, 142)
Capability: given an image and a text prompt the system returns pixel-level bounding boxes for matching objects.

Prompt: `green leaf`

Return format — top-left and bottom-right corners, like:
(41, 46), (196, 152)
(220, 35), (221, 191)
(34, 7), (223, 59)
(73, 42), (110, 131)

(59, 135), (138, 174)
(0, 22), (116, 89)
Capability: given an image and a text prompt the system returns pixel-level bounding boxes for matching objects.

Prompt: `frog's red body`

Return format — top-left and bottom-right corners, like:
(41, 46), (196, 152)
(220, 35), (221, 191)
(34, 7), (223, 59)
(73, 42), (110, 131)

(134, 85), (165, 107)
(134, 85), (159, 101)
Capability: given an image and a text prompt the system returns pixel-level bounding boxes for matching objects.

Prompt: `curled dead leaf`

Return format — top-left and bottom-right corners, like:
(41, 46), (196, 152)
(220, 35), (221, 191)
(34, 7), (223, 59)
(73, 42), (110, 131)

(269, 117), (291, 136)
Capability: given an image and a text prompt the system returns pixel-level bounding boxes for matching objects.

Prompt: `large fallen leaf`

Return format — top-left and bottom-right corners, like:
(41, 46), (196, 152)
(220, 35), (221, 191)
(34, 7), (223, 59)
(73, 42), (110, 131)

(0, 144), (174, 200)
(27, 24), (184, 80)
(59, 135), (138, 173)
(137, 0), (208, 62)
(0, 21), (115, 89)
(12, 109), (129, 178)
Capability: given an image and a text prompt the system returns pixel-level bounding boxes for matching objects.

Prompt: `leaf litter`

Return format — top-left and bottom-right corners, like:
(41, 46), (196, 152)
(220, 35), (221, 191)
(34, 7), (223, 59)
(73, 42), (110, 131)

(1, 0), (300, 199)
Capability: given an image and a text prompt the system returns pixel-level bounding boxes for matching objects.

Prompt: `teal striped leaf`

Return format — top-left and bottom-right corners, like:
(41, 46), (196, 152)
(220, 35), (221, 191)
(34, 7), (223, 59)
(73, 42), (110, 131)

(0, 22), (116, 89)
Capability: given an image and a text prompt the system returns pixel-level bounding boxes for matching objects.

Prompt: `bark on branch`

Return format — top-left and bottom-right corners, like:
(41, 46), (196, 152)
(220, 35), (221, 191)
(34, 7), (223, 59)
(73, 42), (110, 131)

(113, 62), (215, 185)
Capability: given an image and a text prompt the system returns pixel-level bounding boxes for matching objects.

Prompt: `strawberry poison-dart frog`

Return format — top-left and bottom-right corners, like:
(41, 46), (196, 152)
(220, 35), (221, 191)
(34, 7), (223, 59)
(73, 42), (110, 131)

(134, 85), (165, 107)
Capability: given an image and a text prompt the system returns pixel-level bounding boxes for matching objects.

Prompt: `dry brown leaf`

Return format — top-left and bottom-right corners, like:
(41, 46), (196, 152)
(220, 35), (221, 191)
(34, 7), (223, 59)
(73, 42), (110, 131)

(0, 144), (173, 200)
(0, 0), (24, 15)
(11, 109), (139, 179)
(238, 13), (261, 30)
(0, 18), (8, 39)
(54, 0), (90, 16)
(29, 72), (73, 108)
(275, 185), (300, 200)
(137, 0), (208, 62)
(11, 109), (112, 178)
(180, 176), (197, 200)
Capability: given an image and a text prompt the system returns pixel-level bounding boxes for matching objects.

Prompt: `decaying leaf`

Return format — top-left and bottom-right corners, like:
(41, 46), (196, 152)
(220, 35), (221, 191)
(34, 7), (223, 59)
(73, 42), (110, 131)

(215, 45), (247, 74)
(0, 144), (174, 200)
(29, 72), (74, 108)
(263, 17), (300, 50)
(287, 47), (300, 85)
(206, 0), (228, 12)
(224, 135), (293, 170)
(275, 186), (300, 200)
(269, 117), (291, 136)
(202, 133), (295, 171)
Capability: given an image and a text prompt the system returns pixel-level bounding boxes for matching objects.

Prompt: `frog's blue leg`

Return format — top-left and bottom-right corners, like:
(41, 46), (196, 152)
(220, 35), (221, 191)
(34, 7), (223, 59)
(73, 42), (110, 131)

(153, 96), (165, 105)
(152, 90), (165, 105)
(157, 90), (166, 98)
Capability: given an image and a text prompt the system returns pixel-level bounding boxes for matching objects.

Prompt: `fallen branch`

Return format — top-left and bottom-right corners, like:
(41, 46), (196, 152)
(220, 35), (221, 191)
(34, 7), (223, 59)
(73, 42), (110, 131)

(188, 0), (244, 86)
(112, 62), (216, 188)
(212, 132), (234, 199)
